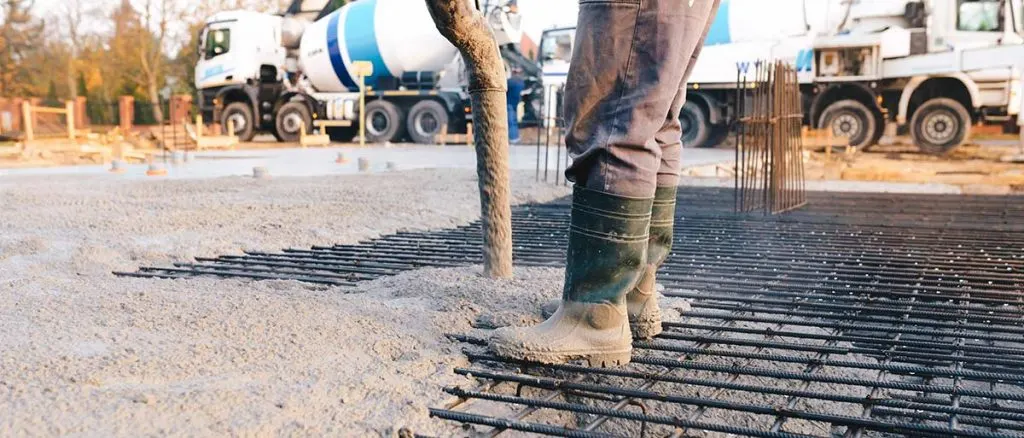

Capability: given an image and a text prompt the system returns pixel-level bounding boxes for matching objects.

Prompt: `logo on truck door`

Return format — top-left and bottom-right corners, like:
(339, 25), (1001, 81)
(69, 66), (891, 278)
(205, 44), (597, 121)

(735, 50), (814, 75)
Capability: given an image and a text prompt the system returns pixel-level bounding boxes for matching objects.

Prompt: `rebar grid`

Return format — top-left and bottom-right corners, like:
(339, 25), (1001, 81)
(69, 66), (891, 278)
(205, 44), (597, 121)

(116, 189), (1024, 437)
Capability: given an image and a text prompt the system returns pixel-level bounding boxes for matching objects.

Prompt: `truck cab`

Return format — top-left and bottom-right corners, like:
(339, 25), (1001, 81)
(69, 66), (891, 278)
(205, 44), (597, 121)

(195, 11), (291, 141)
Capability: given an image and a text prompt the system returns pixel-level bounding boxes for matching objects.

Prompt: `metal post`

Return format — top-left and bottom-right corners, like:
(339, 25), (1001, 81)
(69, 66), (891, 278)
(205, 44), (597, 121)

(360, 73), (366, 147)
(734, 68), (741, 213)
(535, 87), (544, 181)
(351, 61), (373, 148)
(554, 112), (563, 185)
(543, 86), (552, 183)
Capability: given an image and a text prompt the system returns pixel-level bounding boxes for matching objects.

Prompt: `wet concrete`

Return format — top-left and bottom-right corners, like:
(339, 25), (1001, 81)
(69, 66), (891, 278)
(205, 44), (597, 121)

(0, 145), (736, 180)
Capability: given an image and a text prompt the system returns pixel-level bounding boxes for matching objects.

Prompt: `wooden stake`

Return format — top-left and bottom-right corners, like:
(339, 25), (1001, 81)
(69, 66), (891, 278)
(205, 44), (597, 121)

(65, 101), (76, 140)
(21, 101), (33, 142)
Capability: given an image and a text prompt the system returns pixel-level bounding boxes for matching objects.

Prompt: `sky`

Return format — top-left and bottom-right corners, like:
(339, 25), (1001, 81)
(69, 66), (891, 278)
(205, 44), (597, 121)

(30, 0), (581, 44)
(516, 0), (578, 41)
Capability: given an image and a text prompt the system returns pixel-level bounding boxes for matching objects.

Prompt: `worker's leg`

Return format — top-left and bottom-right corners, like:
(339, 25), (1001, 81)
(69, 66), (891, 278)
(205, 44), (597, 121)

(538, 4), (719, 338)
(507, 102), (520, 143)
(629, 9), (720, 338)
(489, 0), (720, 366)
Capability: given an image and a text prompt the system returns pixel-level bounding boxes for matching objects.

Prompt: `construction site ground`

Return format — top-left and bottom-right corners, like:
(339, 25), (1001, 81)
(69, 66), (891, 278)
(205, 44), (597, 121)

(3, 126), (1021, 190)
(675, 134), (1024, 194)
(0, 169), (570, 436)
(1, 132), (1021, 435)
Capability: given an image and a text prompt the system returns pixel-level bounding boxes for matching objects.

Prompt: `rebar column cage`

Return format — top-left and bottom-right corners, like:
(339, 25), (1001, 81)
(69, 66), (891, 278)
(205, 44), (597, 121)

(734, 60), (807, 215)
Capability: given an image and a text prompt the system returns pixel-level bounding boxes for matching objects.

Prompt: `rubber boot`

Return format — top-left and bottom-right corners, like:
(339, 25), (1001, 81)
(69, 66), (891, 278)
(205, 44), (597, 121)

(539, 185), (677, 340)
(489, 186), (652, 367)
(628, 185), (677, 339)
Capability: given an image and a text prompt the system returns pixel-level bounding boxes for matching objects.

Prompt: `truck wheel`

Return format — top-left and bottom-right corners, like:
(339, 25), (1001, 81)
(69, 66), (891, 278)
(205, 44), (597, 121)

(681, 101), (711, 148)
(406, 100), (449, 144)
(274, 102), (312, 143)
(221, 102), (256, 142)
(910, 98), (971, 155)
(364, 100), (405, 143)
(818, 100), (878, 149)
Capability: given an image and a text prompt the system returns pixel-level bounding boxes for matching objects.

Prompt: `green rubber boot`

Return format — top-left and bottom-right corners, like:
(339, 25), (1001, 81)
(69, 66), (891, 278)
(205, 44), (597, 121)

(489, 186), (652, 367)
(540, 185), (677, 340)
(627, 185), (677, 339)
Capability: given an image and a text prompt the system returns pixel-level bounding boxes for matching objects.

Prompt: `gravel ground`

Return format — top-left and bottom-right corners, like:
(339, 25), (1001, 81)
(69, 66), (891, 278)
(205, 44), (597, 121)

(0, 169), (571, 437)
(4, 168), (1001, 436)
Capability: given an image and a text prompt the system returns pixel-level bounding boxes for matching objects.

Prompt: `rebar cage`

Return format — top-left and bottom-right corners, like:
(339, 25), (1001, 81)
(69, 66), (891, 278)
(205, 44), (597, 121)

(534, 83), (570, 186)
(734, 60), (808, 215)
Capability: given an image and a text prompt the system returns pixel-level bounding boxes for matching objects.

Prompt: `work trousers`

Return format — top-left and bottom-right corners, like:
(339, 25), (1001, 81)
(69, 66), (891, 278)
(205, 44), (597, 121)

(563, 0), (721, 198)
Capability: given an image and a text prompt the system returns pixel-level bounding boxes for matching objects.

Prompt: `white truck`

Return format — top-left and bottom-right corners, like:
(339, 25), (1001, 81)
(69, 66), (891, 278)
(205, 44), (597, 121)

(539, 0), (1024, 154)
(194, 0), (531, 144)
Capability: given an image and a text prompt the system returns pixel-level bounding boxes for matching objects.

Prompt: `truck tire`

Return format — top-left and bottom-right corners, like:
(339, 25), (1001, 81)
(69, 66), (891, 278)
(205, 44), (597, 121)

(910, 98), (971, 155)
(364, 100), (405, 143)
(406, 100), (449, 144)
(818, 100), (878, 150)
(274, 101), (312, 143)
(221, 102), (256, 142)
(681, 101), (712, 148)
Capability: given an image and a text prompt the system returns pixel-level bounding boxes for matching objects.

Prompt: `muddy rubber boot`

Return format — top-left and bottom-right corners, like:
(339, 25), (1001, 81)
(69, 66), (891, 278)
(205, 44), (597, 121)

(489, 186), (652, 367)
(627, 185), (677, 339)
(539, 186), (677, 340)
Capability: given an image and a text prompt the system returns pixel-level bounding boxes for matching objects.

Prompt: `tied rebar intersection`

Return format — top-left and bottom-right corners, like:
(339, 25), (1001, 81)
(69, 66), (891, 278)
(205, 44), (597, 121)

(734, 60), (808, 215)
(116, 189), (1024, 437)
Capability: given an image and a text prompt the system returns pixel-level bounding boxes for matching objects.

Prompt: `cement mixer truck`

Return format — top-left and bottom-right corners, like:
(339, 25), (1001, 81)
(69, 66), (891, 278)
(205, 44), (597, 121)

(540, 0), (1024, 154)
(194, 0), (532, 144)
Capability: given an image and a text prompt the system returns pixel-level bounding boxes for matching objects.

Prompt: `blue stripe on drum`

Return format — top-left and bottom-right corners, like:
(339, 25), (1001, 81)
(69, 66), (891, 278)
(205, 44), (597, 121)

(344, 0), (393, 88)
(705, 0), (732, 46)
(327, 11), (358, 90)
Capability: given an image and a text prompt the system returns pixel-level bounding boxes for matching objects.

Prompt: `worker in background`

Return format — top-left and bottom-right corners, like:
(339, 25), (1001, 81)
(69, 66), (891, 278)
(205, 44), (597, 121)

(506, 67), (525, 144)
(489, 0), (722, 367)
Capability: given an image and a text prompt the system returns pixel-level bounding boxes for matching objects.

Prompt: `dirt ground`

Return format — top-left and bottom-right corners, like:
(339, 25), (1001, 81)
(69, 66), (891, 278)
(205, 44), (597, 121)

(0, 169), (573, 436)
(803, 139), (1024, 194)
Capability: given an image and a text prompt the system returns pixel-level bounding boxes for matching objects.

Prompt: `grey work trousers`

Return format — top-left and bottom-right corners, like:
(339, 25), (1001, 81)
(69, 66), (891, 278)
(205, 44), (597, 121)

(563, 0), (721, 198)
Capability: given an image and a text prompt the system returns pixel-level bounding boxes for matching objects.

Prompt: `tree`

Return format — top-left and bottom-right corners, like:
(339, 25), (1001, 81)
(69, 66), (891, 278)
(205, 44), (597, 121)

(57, 0), (91, 100)
(424, 0), (513, 279)
(137, 0), (182, 123)
(0, 0), (44, 96)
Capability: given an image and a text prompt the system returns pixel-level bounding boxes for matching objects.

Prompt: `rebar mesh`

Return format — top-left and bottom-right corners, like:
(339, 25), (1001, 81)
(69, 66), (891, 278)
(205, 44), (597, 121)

(116, 188), (1024, 437)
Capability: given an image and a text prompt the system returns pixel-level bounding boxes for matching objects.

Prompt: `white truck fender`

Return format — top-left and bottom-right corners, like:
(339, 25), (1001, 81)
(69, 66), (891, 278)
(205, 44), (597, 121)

(897, 73), (982, 125)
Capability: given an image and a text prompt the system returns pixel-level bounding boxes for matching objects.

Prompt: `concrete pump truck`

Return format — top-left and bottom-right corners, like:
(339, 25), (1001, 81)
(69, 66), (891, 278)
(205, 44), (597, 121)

(540, 0), (1024, 154)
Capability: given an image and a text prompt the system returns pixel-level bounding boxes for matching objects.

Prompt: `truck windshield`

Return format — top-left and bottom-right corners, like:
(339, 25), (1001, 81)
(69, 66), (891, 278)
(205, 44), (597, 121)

(539, 28), (574, 66)
(204, 28), (231, 60)
(957, 0), (1004, 31)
